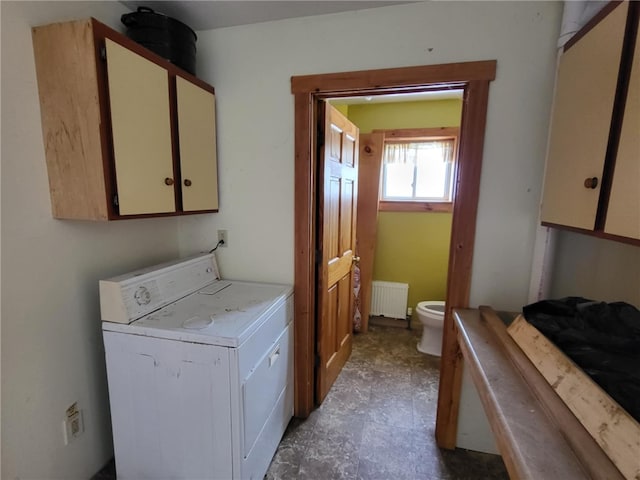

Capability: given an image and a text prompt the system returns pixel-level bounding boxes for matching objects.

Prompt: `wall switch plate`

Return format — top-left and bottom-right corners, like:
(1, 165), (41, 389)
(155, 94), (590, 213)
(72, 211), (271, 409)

(217, 230), (228, 247)
(63, 402), (84, 445)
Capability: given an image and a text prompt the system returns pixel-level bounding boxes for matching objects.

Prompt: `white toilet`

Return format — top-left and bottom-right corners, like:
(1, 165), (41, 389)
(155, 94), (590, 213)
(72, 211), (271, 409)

(416, 301), (446, 356)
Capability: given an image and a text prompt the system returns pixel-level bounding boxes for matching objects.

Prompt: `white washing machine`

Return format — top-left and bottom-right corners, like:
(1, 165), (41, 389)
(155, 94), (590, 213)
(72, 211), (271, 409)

(99, 253), (293, 480)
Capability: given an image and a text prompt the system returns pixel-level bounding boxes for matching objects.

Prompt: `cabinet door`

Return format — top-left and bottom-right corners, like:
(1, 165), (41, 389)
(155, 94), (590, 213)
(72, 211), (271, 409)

(540, 2), (628, 230)
(605, 28), (640, 240)
(105, 39), (176, 215)
(176, 76), (219, 212)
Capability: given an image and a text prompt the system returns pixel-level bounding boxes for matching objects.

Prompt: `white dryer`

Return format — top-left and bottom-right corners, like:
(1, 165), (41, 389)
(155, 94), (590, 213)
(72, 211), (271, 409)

(99, 253), (293, 480)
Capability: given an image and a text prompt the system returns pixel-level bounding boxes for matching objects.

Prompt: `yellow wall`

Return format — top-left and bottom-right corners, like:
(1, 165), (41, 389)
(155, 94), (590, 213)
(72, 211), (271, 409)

(334, 98), (462, 314)
(333, 103), (349, 116)
(346, 98), (462, 133)
(373, 212), (453, 309)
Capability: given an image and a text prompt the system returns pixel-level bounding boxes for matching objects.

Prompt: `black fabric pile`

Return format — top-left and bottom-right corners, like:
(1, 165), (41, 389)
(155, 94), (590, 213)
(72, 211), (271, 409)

(523, 297), (640, 423)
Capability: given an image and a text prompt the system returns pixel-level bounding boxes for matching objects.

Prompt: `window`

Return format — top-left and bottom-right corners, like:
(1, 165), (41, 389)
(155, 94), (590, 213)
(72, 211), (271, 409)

(377, 128), (458, 212)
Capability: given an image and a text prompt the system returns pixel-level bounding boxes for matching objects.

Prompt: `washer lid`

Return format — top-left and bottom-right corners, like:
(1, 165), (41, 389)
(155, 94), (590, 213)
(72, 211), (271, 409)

(102, 280), (293, 347)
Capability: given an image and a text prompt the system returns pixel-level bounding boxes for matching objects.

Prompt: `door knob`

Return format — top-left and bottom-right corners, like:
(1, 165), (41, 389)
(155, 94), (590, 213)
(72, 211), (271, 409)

(352, 255), (361, 263)
(164, 177), (175, 186)
(583, 177), (598, 189)
(184, 179), (192, 187)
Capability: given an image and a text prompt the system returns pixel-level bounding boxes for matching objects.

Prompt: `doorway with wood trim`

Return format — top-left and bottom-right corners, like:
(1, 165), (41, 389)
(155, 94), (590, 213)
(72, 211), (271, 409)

(348, 114), (461, 335)
(291, 61), (496, 449)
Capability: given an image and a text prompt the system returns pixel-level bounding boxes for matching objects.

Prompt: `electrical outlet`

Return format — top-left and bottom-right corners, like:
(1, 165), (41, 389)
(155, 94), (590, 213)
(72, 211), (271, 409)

(62, 402), (84, 445)
(217, 229), (228, 247)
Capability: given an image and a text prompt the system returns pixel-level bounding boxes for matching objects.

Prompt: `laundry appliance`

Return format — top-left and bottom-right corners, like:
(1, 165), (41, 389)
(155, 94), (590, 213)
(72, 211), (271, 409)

(99, 253), (293, 479)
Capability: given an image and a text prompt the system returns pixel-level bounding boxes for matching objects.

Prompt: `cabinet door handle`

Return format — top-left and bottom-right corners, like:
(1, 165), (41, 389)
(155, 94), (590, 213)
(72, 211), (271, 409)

(164, 177), (174, 186)
(583, 177), (598, 189)
(184, 179), (192, 187)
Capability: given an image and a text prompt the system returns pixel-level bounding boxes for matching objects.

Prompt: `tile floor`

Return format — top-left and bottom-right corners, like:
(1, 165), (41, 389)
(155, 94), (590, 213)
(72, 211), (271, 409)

(93, 322), (509, 480)
(265, 322), (509, 480)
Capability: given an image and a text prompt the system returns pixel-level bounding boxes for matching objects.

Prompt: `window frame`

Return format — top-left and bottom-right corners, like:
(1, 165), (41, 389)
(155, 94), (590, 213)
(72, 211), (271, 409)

(374, 127), (459, 213)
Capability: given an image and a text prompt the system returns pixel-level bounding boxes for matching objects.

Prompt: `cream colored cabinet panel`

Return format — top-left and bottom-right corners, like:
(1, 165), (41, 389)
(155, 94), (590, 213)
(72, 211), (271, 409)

(176, 76), (219, 211)
(106, 39), (176, 215)
(540, 2), (628, 230)
(605, 30), (640, 240)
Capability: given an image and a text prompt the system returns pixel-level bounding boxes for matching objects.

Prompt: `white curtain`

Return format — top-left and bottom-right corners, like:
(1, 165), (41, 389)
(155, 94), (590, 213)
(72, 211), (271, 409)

(383, 140), (454, 165)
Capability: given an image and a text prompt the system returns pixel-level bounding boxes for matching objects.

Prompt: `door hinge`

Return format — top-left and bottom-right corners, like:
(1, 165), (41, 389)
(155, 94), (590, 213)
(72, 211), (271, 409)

(100, 45), (107, 61)
(112, 194), (119, 207)
(315, 249), (322, 265)
(314, 353), (321, 368)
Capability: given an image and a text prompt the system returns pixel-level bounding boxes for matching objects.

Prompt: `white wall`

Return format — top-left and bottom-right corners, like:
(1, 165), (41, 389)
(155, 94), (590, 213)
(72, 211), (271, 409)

(550, 231), (640, 306)
(183, 1), (563, 308)
(182, 1), (562, 453)
(1, 2), (213, 478)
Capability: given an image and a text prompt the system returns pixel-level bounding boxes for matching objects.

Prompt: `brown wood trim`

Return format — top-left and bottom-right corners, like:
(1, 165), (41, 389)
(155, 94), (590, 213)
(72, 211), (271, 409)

(90, 20), (119, 219)
(596, 1), (639, 229)
(375, 127), (460, 140)
(541, 221), (640, 246)
(168, 75), (183, 212)
(293, 92), (315, 417)
(292, 61), (496, 428)
(378, 201), (453, 213)
(564, 1), (624, 52)
(291, 61), (497, 94)
(435, 80), (492, 449)
(106, 209), (218, 221)
(174, 71), (215, 95)
(356, 132), (385, 333)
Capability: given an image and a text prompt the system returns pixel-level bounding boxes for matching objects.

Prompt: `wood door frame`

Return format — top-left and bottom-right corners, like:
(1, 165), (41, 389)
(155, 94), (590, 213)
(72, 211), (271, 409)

(291, 60), (496, 449)
(355, 132), (385, 333)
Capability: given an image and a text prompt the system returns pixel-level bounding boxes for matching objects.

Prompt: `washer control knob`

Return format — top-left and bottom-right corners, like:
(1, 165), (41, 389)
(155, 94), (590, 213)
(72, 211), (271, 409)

(134, 286), (151, 306)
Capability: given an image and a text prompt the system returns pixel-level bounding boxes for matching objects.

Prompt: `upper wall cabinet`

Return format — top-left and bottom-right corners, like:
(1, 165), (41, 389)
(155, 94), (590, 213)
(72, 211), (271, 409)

(540, 1), (639, 243)
(32, 18), (219, 220)
(604, 20), (640, 239)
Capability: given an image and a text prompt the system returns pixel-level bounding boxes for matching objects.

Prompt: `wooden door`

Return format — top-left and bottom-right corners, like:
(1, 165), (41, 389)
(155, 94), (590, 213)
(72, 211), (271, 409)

(176, 76), (219, 212)
(315, 103), (359, 404)
(105, 38), (176, 215)
(356, 133), (384, 333)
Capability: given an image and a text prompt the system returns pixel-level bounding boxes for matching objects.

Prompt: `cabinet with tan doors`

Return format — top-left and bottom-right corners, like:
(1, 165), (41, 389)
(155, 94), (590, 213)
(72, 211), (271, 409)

(32, 18), (219, 220)
(540, 1), (639, 243)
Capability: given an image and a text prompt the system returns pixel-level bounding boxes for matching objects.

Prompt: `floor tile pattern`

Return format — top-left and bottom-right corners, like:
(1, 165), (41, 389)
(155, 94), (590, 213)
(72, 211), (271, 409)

(265, 324), (509, 480)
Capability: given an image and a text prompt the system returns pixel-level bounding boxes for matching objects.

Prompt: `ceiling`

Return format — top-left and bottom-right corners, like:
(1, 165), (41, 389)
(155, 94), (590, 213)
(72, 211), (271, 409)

(119, 1), (451, 105)
(120, 1), (412, 31)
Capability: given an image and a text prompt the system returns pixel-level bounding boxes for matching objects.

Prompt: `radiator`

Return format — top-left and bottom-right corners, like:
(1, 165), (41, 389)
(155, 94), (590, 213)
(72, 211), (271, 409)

(370, 281), (409, 319)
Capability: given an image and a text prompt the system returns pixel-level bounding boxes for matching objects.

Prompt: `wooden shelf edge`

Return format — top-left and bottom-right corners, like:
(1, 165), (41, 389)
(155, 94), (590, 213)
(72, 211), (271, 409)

(541, 221), (640, 246)
(477, 306), (624, 480)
